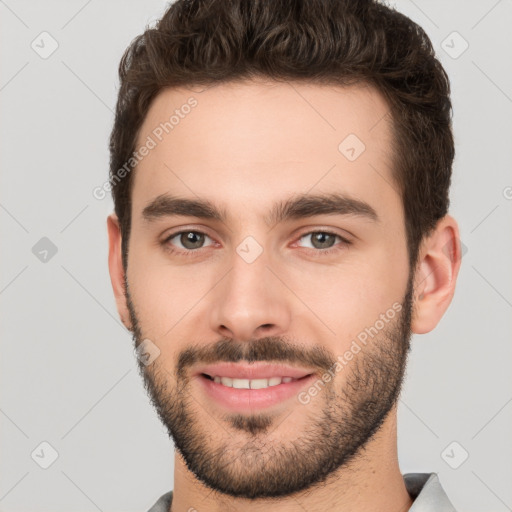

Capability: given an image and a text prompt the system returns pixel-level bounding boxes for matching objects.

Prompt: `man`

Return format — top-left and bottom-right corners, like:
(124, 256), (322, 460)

(106, 0), (462, 510)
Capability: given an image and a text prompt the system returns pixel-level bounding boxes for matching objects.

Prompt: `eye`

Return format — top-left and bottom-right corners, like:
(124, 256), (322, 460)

(161, 228), (351, 258)
(163, 230), (215, 253)
(296, 230), (351, 254)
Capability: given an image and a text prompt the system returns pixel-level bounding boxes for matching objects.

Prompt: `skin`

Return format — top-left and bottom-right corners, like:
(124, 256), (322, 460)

(107, 79), (461, 512)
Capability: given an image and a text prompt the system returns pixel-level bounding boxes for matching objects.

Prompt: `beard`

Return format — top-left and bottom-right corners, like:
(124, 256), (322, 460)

(126, 275), (414, 500)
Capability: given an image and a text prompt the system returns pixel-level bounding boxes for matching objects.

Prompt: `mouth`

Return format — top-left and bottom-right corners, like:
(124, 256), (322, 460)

(201, 373), (310, 389)
(193, 362), (317, 411)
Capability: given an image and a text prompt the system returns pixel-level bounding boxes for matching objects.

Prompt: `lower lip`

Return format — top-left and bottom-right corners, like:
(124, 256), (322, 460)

(196, 374), (315, 412)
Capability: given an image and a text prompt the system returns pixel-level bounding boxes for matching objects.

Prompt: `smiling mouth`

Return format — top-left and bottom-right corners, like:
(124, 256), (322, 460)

(200, 373), (312, 389)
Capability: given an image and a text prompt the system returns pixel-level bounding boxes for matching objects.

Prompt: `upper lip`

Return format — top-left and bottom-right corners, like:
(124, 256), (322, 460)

(194, 362), (315, 380)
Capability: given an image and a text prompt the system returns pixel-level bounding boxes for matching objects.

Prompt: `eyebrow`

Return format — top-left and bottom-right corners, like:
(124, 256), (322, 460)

(141, 192), (378, 226)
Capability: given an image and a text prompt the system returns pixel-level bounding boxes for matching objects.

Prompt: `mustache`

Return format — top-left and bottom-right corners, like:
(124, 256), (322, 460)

(176, 336), (337, 380)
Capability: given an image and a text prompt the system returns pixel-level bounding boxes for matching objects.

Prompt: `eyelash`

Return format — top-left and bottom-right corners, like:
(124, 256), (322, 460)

(161, 229), (352, 258)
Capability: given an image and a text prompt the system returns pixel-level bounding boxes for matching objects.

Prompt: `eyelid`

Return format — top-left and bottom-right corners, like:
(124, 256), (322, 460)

(291, 226), (354, 245)
(162, 225), (352, 243)
(162, 227), (217, 248)
(161, 224), (216, 241)
(160, 223), (356, 260)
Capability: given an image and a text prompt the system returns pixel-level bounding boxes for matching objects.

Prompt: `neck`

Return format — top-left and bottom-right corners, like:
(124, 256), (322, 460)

(170, 407), (413, 512)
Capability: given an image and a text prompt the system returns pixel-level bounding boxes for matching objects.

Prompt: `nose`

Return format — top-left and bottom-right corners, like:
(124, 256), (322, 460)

(209, 247), (292, 342)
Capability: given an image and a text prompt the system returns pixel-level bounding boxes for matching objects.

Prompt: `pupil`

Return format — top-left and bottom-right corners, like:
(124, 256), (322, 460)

(178, 232), (334, 250)
(182, 232), (204, 249)
(313, 232), (334, 249)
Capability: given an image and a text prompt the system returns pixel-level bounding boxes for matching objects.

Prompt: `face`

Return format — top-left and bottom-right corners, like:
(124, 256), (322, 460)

(121, 80), (415, 498)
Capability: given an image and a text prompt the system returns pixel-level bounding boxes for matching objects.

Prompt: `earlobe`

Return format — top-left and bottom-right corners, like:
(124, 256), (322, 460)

(411, 215), (462, 334)
(107, 213), (133, 331)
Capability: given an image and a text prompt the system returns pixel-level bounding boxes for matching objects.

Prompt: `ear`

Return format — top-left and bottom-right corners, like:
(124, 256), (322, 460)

(107, 213), (133, 331)
(411, 214), (462, 334)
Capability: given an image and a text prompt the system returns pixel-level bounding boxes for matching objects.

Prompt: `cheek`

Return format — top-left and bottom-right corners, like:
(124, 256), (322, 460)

(126, 245), (219, 339)
(286, 248), (408, 341)
(127, 225), (409, 347)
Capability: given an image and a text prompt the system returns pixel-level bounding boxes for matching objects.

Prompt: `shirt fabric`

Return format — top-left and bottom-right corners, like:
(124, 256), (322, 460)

(146, 472), (457, 511)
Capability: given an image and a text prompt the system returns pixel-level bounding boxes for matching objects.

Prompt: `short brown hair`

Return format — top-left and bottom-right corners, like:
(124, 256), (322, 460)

(109, 0), (454, 270)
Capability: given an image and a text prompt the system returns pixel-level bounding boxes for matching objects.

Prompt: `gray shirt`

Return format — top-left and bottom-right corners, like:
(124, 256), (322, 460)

(146, 472), (457, 511)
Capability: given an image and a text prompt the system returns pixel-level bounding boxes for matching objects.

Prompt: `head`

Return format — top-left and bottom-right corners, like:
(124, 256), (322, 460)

(107, 0), (461, 500)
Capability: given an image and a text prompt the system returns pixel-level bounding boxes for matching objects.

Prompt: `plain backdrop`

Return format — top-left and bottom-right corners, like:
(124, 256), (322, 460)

(1, 1), (511, 511)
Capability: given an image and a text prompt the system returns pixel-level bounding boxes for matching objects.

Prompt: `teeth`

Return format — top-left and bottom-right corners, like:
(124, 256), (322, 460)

(249, 378), (268, 389)
(232, 378), (250, 389)
(220, 377), (233, 387)
(211, 376), (298, 389)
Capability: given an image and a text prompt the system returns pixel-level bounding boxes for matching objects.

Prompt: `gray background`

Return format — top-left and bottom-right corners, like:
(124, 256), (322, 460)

(1, 0), (511, 510)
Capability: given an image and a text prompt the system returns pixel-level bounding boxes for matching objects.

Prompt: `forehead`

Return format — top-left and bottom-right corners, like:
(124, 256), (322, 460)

(131, 79), (398, 221)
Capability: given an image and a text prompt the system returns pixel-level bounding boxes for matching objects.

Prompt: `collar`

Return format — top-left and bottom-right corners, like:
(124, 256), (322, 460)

(404, 473), (457, 511)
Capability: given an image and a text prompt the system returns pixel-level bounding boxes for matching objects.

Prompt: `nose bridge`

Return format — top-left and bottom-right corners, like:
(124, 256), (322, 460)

(210, 238), (291, 341)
